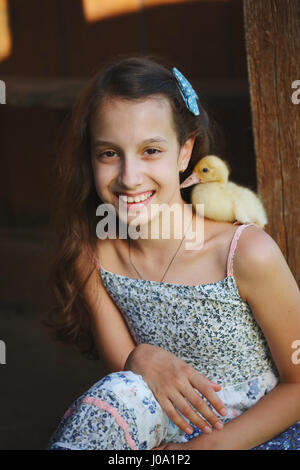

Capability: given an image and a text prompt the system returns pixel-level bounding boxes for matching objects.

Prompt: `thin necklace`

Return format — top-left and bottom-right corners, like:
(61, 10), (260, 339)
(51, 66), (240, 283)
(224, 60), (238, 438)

(128, 213), (194, 283)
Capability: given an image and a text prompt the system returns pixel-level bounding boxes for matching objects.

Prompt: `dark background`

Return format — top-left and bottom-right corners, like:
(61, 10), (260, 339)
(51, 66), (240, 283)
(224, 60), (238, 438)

(0, 0), (255, 450)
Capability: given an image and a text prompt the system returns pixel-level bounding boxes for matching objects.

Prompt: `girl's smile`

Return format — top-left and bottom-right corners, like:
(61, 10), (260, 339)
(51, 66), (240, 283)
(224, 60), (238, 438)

(113, 190), (156, 206)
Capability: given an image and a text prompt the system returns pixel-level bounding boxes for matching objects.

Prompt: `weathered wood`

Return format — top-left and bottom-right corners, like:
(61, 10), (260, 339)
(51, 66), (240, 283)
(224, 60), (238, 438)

(243, 0), (300, 285)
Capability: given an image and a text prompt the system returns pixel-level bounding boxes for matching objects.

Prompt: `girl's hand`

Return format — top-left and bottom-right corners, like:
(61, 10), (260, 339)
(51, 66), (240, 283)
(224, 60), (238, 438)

(124, 343), (227, 435)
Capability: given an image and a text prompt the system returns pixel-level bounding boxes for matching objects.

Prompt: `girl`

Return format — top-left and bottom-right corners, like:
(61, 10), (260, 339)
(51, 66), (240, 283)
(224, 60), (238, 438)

(46, 55), (300, 450)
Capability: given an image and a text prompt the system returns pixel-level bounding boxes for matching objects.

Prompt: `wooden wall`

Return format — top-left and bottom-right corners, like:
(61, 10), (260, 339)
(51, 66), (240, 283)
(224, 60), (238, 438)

(244, 0), (300, 284)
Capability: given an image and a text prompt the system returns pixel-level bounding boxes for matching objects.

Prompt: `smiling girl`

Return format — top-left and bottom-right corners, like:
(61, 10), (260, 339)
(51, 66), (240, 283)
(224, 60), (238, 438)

(47, 56), (300, 450)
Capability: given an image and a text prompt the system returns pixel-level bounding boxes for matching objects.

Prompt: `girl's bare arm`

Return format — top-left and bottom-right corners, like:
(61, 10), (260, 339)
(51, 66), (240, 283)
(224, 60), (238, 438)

(75, 249), (136, 372)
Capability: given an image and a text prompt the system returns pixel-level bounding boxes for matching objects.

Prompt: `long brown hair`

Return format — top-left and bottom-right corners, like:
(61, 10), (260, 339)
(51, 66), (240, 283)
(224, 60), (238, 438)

(44, 54), (226, 359)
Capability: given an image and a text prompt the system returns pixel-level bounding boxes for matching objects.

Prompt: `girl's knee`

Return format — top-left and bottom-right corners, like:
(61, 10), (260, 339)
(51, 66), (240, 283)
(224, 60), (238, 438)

(95, 370), (150, 398)
(90, 370), (163, 417)
(50, 370), (168, 450)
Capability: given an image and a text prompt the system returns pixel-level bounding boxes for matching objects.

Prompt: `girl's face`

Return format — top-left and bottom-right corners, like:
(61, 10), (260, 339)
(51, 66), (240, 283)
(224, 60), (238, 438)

(90, 95), (194, 227)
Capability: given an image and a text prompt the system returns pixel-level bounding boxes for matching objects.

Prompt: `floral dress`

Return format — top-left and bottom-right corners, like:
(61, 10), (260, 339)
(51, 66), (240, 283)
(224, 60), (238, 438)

(48, 223), (300, 450)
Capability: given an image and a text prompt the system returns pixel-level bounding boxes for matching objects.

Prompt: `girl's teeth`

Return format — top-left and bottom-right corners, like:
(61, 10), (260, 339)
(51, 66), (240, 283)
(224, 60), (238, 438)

(119, 192), (153, 203)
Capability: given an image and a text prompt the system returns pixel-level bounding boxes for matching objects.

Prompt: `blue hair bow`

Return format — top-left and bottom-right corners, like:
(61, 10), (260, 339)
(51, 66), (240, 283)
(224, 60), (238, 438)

(172, 67), (200, 116)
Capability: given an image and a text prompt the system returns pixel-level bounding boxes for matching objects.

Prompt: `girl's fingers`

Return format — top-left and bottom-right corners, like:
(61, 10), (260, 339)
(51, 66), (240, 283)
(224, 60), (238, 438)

(161, 398), (197, 434)
(208, 381), (222, 391)
(183, 389), (224, 429)
(168, 392), (217, 433)
(190, 375), (227, 418)
(199, 376), (222, 392)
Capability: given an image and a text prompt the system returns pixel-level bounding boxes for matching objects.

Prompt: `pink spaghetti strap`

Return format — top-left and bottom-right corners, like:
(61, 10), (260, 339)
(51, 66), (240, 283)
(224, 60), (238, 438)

(226, 223), (258, 277)
(86, 244), (102, 271)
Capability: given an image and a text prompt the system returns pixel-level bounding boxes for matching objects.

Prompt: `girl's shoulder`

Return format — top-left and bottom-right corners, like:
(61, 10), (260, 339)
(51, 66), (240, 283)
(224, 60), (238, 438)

(232, 223), (283, 268)
(230, 223), (289, 296)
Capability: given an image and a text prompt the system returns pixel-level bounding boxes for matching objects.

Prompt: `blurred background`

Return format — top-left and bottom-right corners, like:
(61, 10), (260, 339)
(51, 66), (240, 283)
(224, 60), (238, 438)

(0, 0), (255, 449)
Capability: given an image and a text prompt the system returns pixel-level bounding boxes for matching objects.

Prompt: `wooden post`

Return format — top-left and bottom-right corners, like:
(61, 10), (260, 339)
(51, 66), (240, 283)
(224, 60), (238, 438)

(243, 0), (300, 285)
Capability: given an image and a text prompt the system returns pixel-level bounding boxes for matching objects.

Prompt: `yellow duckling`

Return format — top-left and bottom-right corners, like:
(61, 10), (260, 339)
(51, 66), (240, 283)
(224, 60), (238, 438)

(180, 155), (268, 228)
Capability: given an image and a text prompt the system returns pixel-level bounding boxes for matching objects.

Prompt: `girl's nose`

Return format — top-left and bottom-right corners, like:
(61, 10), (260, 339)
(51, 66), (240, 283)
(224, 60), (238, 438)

(117, 157), (143, 188)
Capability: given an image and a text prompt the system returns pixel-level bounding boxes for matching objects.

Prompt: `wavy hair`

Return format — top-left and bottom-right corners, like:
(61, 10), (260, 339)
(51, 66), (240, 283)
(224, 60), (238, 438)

(44, 54), (226, 359)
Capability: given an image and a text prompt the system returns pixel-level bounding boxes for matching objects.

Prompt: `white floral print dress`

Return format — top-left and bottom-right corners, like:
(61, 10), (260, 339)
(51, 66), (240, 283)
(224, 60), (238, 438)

(48, 223), (300, 450)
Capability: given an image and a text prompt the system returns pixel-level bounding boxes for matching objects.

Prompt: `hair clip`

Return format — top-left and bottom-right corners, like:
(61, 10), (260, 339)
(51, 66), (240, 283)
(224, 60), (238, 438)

(172, 67), (200, 116)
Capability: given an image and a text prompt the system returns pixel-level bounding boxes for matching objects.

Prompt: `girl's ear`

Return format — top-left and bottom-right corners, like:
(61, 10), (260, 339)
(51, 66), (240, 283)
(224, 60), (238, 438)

(178, 135), (196, 172)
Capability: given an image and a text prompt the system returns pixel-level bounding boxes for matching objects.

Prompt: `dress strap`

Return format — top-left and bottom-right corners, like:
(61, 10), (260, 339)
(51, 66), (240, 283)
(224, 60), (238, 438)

(226, 223), (258, 277)
(86, 244), (102, 271)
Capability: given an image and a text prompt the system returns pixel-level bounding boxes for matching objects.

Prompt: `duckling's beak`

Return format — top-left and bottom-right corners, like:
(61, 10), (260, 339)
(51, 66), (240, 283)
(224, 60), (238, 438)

(180, 172), (201, 188)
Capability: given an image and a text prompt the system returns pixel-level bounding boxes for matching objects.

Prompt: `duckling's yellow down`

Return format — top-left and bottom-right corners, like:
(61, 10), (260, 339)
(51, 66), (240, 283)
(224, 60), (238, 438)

(181, 155), (268, 228)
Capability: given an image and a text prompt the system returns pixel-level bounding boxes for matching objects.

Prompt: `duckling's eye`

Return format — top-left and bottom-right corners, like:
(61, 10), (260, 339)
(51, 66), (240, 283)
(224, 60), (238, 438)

(202, 167), (209, 173)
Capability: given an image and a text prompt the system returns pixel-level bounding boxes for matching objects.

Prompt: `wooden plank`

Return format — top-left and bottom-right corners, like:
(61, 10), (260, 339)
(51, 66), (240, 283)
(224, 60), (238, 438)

(243, 0), (300, 285)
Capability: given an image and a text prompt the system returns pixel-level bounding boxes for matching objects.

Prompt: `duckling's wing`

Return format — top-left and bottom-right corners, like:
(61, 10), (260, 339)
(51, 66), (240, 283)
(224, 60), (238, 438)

(191, 183), (235, 222)
(229, 183), (268, 228)
(232, 197), (255, 225)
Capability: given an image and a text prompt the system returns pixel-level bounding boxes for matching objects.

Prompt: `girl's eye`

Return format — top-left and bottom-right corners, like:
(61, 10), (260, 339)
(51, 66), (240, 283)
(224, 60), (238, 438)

(98, 150), (117, 159)
(97, 148), (161, 159)
(145, 148), (160, 156)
